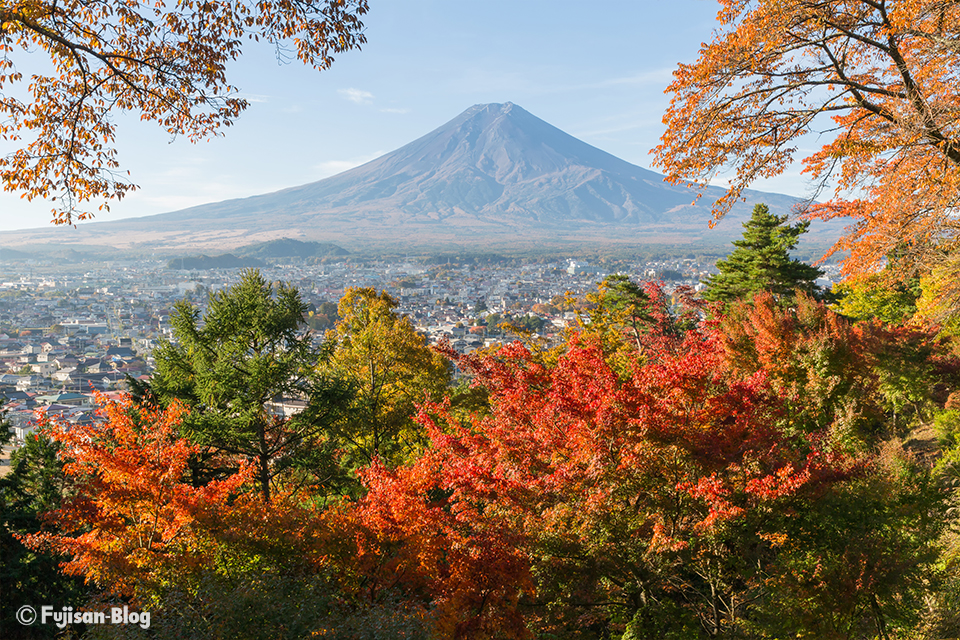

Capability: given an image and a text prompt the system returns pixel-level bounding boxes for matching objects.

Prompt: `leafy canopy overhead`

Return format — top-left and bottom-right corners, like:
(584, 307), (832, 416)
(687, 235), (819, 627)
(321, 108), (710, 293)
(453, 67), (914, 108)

(652, 0), (960, 277)
(0, 0), (368, 224)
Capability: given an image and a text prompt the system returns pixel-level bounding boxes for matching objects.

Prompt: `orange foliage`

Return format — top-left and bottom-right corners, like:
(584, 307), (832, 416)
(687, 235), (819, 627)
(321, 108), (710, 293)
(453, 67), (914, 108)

(0, 0), (368, 223)
(721, 292), (960, 437)
(720, 292), (875, 430)
(653, 0), (960, 277)
(19, 394), (251, 597)
(359, 315), (862, 635)
(352, 458), (533, 639)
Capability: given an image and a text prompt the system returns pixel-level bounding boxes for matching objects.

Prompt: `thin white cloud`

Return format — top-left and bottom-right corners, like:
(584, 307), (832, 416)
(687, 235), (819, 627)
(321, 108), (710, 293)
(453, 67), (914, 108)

(338, 88), (374, 104)
(122, 175), (292, 213)
(149, 158), (210, 180)
(448, 65), (675, 98)
(313, 151), (385, 178)
(575, 122), (647, 138)
(315, 160), (360, 176)
(237, 93), (270, 104)
(136, 194), (231, 211)
(592, 68), (675, 89)
(534, 67), (677, 96)
(572, 110), (664, 139)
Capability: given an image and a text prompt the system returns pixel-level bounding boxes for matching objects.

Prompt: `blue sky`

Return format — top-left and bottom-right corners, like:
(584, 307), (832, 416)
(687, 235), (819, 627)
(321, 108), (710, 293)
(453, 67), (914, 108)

(0, 0), (816, 232)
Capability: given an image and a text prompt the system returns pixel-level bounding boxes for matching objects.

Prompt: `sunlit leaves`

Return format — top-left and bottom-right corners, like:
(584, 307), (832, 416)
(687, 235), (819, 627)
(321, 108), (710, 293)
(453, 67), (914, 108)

(322, 287), (452, 470)
(149, 268), (343, 503)
(362, 290), (865, 637)
(0, 0), (368, 222)
(19, 394), (251, 598)
(653, 0), (960, 279)
(703, 203), (822, 304)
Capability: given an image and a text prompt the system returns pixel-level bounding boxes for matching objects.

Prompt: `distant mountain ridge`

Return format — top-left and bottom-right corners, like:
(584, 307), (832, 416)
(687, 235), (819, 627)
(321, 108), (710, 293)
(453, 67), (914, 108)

(0, 103), (838, 253)
(236, 239), (349, 259)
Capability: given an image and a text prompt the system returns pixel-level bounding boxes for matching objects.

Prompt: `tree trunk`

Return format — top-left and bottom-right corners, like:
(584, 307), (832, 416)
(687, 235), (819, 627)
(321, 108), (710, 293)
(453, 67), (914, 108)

(871, 594), (890, 640)
(259, 420), (271, 503)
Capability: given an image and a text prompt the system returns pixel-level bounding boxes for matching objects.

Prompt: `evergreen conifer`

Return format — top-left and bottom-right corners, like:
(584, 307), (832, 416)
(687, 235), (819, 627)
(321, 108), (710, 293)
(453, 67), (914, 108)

(703, 204), (822, 303)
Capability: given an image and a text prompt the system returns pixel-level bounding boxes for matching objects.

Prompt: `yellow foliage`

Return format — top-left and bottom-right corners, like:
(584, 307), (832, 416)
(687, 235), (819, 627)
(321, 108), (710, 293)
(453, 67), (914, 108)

(323, 287), (451, 467)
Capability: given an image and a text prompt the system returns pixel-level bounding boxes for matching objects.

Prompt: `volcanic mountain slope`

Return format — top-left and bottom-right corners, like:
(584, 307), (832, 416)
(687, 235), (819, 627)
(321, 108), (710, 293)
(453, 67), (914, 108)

(0, 103), (832, 253)
(239, 101), (732, 225)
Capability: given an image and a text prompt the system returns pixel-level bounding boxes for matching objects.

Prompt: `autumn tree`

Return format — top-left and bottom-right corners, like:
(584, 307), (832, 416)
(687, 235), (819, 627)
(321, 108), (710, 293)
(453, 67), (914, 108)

(343, 280), (960, 638)
(571, 275), (702, 376)
(703, 203), (823, 304)
(914, 258), (960, 336)
(579, 275), (652, 353)
(652, 0), (960, 280)
(834, 275), (920, 324)
(19, 396), (250, 601)
(757, 443), (946, 639)
(16, 394), (428, 640)
(348, 460), (532, 639)
(0, 0), (368, 223)
(147, 269), (346, 502)
(375, 331), (933, 637)
(721, 291), (880, 440)
(721, 291), (960, 443)
(322, 287), (451, 470)
(306, 300), (340, 332)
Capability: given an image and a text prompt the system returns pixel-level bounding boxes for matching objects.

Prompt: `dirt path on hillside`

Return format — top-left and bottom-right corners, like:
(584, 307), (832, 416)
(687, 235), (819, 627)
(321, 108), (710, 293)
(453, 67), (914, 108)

(903, 423), (943, 467)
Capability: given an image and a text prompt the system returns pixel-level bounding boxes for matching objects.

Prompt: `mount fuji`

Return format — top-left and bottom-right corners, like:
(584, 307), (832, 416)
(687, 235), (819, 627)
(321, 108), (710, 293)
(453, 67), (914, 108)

(1, 102), (835, 253)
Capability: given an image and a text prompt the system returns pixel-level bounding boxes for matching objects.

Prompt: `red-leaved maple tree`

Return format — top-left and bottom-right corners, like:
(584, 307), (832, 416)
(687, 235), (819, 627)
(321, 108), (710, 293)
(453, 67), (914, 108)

(359, 311), (867, 637)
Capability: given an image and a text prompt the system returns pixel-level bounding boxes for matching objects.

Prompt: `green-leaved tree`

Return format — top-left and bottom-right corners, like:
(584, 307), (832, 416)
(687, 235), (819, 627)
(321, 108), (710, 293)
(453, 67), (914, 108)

(0, 428), (86, 639)
(322, 288), (451, 471)
(146, 270), (346, 502)
(703, 203), (822, 304)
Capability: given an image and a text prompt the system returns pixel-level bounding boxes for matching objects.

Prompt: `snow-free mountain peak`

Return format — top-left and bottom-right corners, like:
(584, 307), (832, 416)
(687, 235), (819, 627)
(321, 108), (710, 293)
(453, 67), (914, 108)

(1, 103), (828, 252)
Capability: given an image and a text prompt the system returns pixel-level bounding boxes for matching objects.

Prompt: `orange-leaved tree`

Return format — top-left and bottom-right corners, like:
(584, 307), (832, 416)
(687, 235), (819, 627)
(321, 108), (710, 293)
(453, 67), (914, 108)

(17, 392), (434, 637)
(0, 0), (368, 223)
(720, 291), (879, 438)
(722, 291), (960, 438)
(652, 0), (960, 279)
(351, 458), (533, 640)
(20, 394), (251, 599)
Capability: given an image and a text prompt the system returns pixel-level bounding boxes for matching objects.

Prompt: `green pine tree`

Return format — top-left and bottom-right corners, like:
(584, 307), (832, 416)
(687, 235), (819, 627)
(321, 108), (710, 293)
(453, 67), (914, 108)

(703, 203), (823, 303)
(147, 269), (349, 503)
